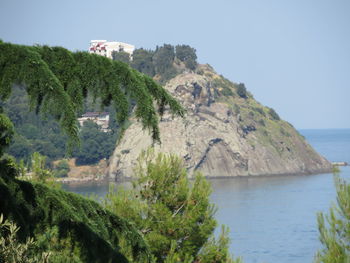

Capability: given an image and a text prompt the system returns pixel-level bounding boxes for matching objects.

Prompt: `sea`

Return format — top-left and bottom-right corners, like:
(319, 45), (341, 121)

(63, 129), (350, 263)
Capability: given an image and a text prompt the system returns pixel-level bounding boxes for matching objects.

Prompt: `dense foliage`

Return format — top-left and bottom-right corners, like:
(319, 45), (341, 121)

(268, 107), (280, 121)
(0, 158), (150, 263)
(0, 41), (186, 262)
(0, 41), (184, 167)
(1, 84), (66, 163)
(112, 44), (198, 84)
(111, 51), (131, 64)
(315, 175), (350, 263)
(0, 41), (184, 152)
(175, 45), (197, 70)
(1, 82), (119, 166)
(132, 49), (156, 77)
(0, 214), (50, 263)
(74, 120), (117, 165)
(236, 83), (248, 99)
(105, 150), (241, 263)
(52, 159), (70, 178)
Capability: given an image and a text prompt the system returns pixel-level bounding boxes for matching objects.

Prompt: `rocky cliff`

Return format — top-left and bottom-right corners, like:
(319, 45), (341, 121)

(109, 64), (332, 178)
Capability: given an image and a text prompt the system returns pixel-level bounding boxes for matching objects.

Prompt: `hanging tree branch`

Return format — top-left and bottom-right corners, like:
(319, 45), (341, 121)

(0, 41), (185, 153)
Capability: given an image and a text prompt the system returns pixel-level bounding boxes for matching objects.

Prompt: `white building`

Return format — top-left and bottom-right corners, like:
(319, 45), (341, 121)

(78, 112), (110, 132)
(89, 40), (135, 59)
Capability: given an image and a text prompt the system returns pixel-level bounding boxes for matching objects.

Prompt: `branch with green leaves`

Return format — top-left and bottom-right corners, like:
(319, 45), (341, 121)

(0, 41), (185, 154)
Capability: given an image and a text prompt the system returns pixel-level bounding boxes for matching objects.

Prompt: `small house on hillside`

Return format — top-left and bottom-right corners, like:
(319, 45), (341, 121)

(78, 112), (110, 132)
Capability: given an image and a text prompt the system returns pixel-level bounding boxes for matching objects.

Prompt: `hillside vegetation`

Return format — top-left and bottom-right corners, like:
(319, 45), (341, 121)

(0, 41), (184, 262)
(1, 42), (187, 167)
(0, 159), (149, 262)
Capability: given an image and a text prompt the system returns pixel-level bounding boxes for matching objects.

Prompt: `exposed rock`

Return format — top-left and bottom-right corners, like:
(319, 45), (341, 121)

(109, 65), (332, 179)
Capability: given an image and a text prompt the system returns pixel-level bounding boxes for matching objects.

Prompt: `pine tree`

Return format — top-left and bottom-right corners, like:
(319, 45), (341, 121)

(315, 175), (350, 263)
(104, 150), (241, 263)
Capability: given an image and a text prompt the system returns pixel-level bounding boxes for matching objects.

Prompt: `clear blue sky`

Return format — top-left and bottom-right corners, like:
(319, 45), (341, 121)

(1, 0), (349, 129)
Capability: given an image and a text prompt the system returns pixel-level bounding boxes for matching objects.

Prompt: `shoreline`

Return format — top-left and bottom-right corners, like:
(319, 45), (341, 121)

(60, 167), (337, 185)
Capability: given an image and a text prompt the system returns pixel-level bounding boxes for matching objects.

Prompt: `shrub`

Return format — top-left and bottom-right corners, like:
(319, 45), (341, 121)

(258, 119), (265, 126)
(212, 78), (234, 97)
(236, 83), (248, 99)
(53, 159), (70, 178)
(253, 107), (266, 116)
(175, 45), (197, 70)
(280, 127), (291, 137)
(0, 214), (49, 263)
(111, 51), (130, 64)
(268, 108), (280, 120)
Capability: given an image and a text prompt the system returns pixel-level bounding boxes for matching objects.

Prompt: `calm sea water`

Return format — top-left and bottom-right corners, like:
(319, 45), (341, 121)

(63, 129), (350, 263)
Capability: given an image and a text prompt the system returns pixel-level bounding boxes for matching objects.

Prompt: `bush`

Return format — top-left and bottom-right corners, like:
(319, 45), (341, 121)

(236, 83), (248, 99)
(53, 159), (70, 178)
(0, 214), (49, 263)
(131, 48), (155, 77)
(258, 119), (265, 126)
(175, 45), (197, 70)
(253, 107), (266, 116)
(74, 121), (117, 165)
(268, 108), (280, 120)
(212, 77), (234, 97)
(111, 51), (131, 64)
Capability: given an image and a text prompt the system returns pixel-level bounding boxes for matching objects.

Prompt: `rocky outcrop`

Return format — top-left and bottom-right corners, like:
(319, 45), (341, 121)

(109, 65), (332, 179)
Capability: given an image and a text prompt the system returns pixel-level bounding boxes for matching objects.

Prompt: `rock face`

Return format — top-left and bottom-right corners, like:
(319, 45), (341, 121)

(109, 65), (332, 179)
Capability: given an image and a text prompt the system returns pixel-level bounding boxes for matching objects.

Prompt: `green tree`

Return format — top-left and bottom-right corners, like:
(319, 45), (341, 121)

(175, 45), (197, 70)
(153, 44), (177, 83)
(7, 134), (33, 162)
(112, 51), (131, 64)
(104, 150), (240, 262)
(17, 159), (27, 177)
(268, 107), (280, 121)
(236, 83), (248, 99)
(53, 159), (70, 178)
(315, 176), (350, 263)
(2, 84), (69, 163)
(74, 120), (117, 165)
(0, 214), (50, 263)
(31, 152), (50, 182)
(0, 41), (185, 153)
(131, 48), (155, 77)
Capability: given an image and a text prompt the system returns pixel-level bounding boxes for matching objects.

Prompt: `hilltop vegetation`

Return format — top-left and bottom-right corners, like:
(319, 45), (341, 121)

(113, 44), (197, 84)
